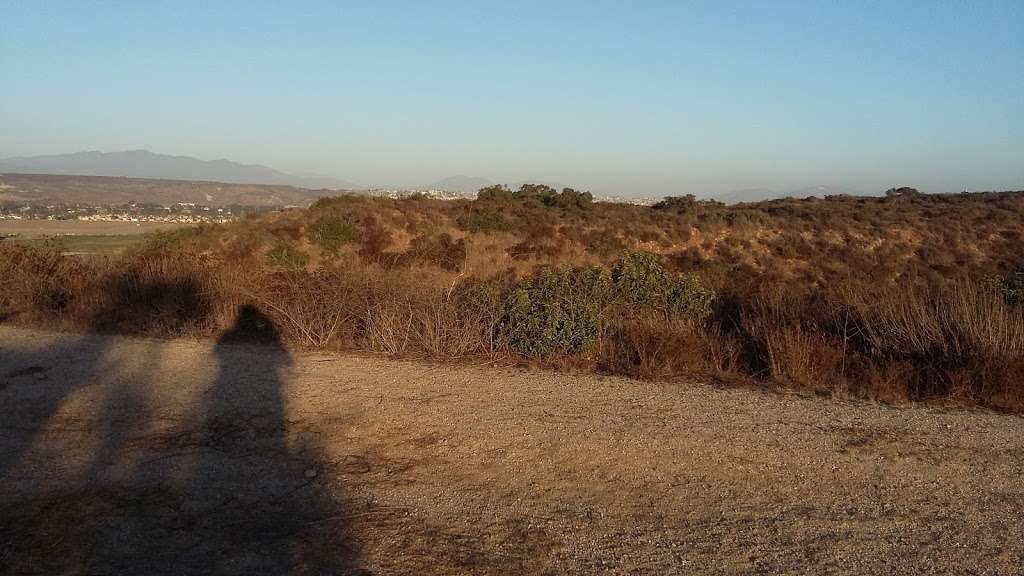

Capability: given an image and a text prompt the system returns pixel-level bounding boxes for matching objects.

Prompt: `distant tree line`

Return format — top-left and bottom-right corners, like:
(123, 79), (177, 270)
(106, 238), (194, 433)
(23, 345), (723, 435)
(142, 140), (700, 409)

(477, 184), (594, 209)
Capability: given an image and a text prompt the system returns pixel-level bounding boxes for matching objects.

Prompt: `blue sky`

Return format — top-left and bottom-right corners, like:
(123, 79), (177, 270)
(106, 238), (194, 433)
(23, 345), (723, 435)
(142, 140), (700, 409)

(2, 1), (1022, 195)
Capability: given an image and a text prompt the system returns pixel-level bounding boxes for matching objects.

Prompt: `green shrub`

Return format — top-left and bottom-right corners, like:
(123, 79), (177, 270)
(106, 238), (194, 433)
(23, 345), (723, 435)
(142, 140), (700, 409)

(456, 211), (511, 234)
(477, 185), (514, 201)
(310, 194), (368, 210)
(264, 243), (310, 269)
(308, 215), (360, 254)
(475, 184), (592, 209)
(612, 251), (715, 321)
(497, 252), (714, 358)
(498, 267), (612, 358)
(653, 195), (698, 211)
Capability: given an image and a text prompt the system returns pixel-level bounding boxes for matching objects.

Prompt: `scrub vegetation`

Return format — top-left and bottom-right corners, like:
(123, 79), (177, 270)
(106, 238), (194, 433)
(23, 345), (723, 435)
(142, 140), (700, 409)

(3, 184), (1023, 411)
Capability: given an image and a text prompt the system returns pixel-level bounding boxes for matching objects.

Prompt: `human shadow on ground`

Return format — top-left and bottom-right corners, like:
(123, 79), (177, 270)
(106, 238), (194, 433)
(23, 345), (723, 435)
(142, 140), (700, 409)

(168, 305), (363, 574)
(0, 305), (364, 575)
(0, 273), (212, 483)
(0, 332), (111, 481)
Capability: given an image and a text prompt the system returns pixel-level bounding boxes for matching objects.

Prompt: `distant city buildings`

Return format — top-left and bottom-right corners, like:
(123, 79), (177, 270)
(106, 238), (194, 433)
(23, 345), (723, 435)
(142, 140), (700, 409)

(364, 188), (476, 200)
(0, 200), (274, 224)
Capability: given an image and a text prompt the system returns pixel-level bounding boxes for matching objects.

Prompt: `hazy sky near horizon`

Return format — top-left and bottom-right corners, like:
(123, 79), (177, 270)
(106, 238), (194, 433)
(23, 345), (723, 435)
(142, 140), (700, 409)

(2, 1), (1022, 196)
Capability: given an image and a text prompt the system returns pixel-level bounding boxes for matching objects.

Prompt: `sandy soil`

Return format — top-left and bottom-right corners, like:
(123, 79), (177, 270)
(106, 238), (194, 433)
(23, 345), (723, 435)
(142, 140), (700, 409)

(1, 325), (1022, 575)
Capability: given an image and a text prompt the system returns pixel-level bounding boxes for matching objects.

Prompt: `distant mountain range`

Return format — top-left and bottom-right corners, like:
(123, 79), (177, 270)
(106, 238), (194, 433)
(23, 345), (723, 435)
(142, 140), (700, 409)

(0, 173), (334, 207)
(0, 150), (364, 190)
(0, 152), (572, 196)
(0, 151), (866, 205)
(713, 185), (862, 204)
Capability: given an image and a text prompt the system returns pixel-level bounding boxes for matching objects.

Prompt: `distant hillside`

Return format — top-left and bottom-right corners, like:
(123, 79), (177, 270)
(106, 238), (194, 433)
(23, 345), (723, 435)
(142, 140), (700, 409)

(0, 173), (343, 207)
(711, 188), (777, 204)
(714, 185), (863, 204)
(0, 150), (363, 190)
(423, 175), (495, 192)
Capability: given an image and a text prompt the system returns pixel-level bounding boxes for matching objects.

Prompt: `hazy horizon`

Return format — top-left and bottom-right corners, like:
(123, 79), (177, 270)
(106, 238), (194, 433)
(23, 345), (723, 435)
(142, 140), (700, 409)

(2, 1), (1022, 196)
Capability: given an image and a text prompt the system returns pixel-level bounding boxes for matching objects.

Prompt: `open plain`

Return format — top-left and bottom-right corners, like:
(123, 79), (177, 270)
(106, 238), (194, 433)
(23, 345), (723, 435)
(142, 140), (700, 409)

(0, 219), (191, 238)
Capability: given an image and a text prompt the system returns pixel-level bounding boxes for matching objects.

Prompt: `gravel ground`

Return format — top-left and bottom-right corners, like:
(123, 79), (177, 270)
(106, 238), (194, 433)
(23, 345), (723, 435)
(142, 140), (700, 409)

(1, 325), (1022, 575)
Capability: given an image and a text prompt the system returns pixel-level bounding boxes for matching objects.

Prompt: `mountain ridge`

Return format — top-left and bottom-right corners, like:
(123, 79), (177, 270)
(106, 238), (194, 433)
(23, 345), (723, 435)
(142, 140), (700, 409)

(713, 185), (863, 204)
(0, 173), (333, 207)
(0, 150), (363, 190)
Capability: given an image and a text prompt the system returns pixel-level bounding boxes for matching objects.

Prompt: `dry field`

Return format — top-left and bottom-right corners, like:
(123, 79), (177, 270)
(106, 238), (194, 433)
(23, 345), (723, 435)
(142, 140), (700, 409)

(0, 220), (196, 255)
(2, 324), (1022, 575)
(0, 173), (325, 207)
(0, 219), (191, 238)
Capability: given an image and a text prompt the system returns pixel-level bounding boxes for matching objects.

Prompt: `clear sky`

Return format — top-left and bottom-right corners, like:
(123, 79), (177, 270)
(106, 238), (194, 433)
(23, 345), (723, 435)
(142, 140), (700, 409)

(2, 1), (1022, 196)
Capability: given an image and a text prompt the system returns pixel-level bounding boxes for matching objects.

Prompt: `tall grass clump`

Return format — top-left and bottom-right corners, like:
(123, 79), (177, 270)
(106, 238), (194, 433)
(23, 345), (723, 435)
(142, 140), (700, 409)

(846, 282), (1024, 407)
(264, 242), (310, 269)
(0, 242), (91, 322)
(308, 215), (361, 255)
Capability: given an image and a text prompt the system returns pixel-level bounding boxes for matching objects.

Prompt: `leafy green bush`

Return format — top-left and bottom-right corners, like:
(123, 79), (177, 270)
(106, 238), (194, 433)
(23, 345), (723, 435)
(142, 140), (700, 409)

(611, 251), (715, 321)
(652, 195), (722, 211)
(498, 267), (612, 357)
(308, 215), (360, 254)
(264, 243), (310, 269)
(544, 188), (594, 209)
(477, 185), (514, 201)
(309, 194), (368, 210)
(456, 211), (511, 233)
(653, 195), (698, 211)
(497, 252), (714, 358)
(475, 183), (592, 208)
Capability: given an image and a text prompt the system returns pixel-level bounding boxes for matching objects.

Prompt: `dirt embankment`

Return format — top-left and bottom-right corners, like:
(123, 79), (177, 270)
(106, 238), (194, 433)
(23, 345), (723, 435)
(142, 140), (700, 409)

(1, 325), (1022, 575)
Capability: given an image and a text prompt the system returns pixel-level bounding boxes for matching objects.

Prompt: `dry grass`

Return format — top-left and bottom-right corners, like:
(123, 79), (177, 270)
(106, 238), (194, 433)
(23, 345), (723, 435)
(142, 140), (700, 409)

(2, 189), (1023, 411)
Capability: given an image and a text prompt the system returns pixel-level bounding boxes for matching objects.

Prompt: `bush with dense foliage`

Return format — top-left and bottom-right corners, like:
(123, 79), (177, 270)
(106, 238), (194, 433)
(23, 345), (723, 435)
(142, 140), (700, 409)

(477, 183), (594, 208)
(611, 251), (714, 320)
(498, 267), (610, 357)
(455, 210), (511, 233)
(496, 252), (714, 358)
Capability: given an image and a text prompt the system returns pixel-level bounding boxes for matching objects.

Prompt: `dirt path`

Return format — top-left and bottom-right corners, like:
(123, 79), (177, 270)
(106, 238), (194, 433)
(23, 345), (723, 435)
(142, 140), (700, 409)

(1, 325), (1022, 575)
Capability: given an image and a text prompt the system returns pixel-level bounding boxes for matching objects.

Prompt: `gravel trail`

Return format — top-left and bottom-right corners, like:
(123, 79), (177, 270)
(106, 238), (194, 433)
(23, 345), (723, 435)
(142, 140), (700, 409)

(1, 326), (1022, 575)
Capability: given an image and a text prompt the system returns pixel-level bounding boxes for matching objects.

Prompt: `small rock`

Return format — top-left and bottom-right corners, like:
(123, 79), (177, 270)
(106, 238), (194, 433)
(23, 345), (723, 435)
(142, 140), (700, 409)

(304, 467), (319, 479)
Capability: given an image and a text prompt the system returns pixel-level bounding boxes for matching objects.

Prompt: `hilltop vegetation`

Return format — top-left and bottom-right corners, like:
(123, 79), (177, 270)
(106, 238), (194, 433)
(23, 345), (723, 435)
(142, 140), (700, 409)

(3, 185), (1023, 410)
